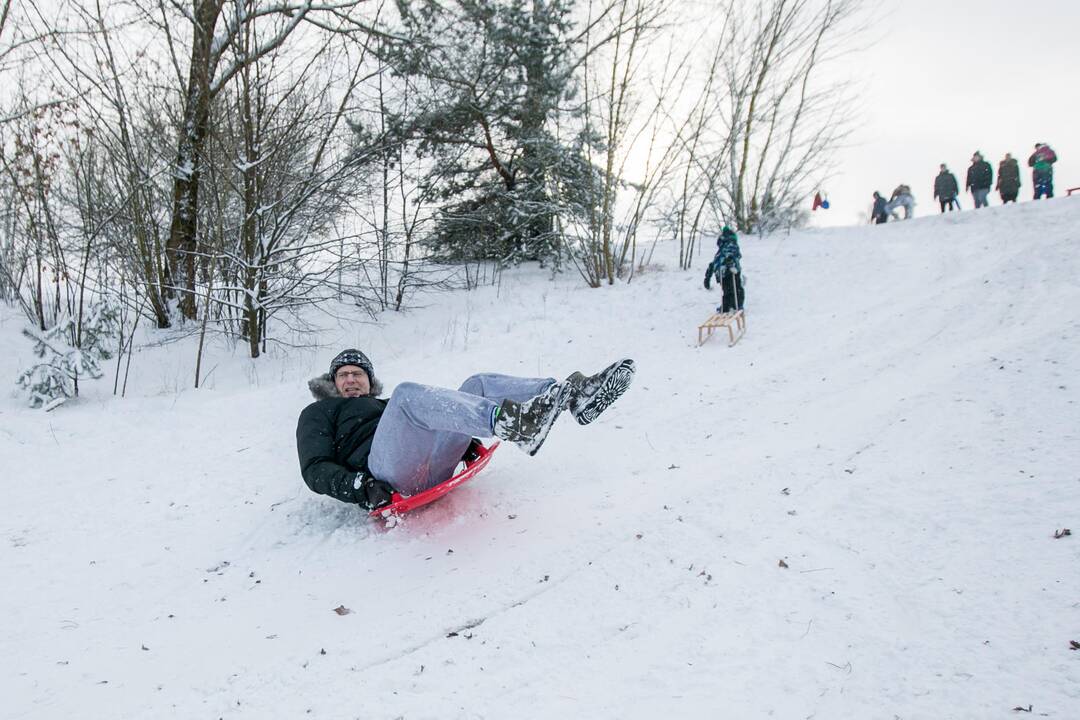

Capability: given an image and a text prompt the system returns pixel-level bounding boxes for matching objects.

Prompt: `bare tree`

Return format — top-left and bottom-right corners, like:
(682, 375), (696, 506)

(566, 0), (670, 287)
(0, 101), (79, 330)
(139, 0), (381, 322)
(713, 0), (861, 234)
(199, 25), (377, 357)
(22, 1), (180, 329)
(0, 1), (80, 125)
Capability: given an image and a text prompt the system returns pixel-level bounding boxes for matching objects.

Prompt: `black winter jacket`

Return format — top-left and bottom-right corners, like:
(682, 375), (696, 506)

(296, 375), (387, 504)
(997, 158), (1021, 194)
(872, 195), (888, 219)
(966, 161), (993, 191)
(933, 171), (958, 201)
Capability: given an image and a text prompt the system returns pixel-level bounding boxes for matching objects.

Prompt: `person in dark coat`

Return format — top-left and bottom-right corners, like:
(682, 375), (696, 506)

(965, 151), (993, 208)
(870, 192), (889, 224)
(933, 164), (959, 212)
(1028, 143), (1057, 199)
(296, 349), (635, 508)
(703, 226), (745, 312)
(996, 153), (1021, 204)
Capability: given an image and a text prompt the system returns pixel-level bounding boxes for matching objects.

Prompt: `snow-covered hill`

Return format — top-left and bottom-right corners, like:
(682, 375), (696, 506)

(3, 199), (1079, 719)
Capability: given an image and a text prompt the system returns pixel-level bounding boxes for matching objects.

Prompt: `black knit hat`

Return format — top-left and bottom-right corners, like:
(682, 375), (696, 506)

(329, 349), (374, 380)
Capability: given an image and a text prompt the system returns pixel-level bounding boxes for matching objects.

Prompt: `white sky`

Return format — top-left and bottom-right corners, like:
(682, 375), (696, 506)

(812, 0), (1080, 226)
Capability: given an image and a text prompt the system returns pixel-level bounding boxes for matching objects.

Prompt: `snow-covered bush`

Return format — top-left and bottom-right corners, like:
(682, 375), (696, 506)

(16, 299), (122, 410)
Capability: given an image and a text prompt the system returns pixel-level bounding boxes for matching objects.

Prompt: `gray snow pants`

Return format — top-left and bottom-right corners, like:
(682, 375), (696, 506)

(886, 195), (914, 219)
(368, 373), (555, 495)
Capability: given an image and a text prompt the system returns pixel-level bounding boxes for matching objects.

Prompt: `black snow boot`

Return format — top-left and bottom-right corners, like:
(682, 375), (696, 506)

(493, 381), (567, 456)
(565, 358), (636, 426)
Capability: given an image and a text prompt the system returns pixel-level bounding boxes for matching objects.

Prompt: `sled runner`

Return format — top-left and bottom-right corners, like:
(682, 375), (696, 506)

(370, 442), (500, 519)
(697, 309), (745, 347)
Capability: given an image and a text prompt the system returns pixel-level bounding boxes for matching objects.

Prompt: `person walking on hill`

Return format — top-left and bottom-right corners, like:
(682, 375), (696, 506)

(965, 151), (993, 209)
(886, 184), (915, 220)
(870, 192), (889, 224)
(996, 153), (1021, 204)
(1028, 143), (1057, 199)
(296, 350), (635, 508)
(704, 225), (746, 312)
(933, 164), (959, 212)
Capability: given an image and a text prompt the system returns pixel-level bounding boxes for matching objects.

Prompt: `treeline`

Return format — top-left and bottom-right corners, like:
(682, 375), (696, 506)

(0, 0), (862, 376)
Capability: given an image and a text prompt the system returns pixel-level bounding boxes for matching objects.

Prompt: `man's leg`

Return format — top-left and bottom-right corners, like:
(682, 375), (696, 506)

(458, 373), (555, 404)
(369, 375), (555, 494)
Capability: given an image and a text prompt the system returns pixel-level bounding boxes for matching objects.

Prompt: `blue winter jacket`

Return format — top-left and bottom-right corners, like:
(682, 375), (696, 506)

(703, 230), (742, 289)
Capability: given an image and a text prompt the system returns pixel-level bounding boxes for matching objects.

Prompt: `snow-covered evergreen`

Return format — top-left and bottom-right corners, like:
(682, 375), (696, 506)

(16, 299), (120, 409)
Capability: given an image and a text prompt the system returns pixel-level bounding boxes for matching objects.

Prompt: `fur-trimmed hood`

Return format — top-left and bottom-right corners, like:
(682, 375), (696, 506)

(307, 373), (384, 400)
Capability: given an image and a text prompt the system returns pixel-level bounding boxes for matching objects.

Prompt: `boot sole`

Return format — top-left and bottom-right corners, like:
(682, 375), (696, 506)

(574, 359), (635, 425)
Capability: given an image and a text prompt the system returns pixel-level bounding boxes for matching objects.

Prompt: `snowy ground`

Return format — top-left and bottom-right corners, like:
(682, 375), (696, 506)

(2, 199), (1079, 719)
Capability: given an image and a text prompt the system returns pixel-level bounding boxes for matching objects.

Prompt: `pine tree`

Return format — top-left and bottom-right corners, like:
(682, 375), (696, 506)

(17, 299), (122, 409)
(380, 0), (598, 265)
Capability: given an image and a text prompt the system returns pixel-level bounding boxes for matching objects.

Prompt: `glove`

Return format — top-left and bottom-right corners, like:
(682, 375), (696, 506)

(462, 437), (484, 464)
(355, 473), (395, 510)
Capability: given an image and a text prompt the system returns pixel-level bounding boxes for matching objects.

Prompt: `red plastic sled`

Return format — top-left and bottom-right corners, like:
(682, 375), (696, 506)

(369, 442), (499, 519)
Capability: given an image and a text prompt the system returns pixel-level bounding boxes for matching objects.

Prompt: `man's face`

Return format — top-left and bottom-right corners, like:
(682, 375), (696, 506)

(334, 365), (370, 398)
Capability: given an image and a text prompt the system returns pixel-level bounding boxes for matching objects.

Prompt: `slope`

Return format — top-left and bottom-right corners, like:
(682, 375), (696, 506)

(2, 198), (1078, 719)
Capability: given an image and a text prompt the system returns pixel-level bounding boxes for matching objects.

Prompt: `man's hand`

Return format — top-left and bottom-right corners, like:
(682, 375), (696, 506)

(356, 474), (396, 510)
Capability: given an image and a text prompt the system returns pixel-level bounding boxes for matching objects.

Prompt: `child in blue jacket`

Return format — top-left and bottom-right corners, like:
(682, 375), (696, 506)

(703, 226), (745, 313)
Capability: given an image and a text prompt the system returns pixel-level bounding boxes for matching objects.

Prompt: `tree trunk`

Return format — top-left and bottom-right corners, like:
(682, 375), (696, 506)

(165, 0), (223, 321)
(239, 40), (261, 359)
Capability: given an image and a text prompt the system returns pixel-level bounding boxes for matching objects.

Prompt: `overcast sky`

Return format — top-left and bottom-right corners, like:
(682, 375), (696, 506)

(811, 0), (1080, 226)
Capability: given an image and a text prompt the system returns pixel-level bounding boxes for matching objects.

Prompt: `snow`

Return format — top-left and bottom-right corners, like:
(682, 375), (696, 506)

(2, 199), (1079, 718)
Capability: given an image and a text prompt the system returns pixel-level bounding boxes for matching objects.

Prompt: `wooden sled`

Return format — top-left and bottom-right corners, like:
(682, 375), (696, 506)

(697, 309), (746, 347)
